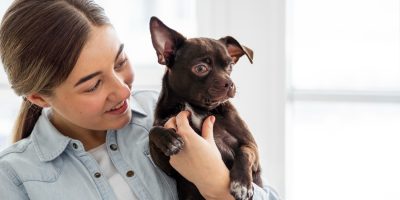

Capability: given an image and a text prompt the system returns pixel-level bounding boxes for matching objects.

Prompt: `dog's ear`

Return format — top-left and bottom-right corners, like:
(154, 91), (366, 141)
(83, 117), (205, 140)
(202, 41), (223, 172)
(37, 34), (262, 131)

(150, 16), (186, 66)
(219, 36), (254, 64)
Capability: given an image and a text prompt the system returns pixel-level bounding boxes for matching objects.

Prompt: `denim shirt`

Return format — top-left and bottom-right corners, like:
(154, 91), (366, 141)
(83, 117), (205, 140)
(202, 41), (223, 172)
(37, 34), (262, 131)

(0, 90), (279, 200)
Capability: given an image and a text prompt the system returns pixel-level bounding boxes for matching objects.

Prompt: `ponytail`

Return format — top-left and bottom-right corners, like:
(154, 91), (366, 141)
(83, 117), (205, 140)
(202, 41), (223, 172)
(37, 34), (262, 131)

(12, 100), (42, 143)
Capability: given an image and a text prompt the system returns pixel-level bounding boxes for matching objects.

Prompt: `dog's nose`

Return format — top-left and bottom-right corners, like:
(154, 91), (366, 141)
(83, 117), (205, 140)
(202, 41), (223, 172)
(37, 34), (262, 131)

(224, 80), (234, 88)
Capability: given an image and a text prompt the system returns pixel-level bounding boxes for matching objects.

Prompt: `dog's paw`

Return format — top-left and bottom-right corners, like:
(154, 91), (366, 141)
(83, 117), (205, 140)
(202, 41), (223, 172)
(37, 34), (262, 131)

(230, 180), (254, 200)
(156, 128), (184, 156)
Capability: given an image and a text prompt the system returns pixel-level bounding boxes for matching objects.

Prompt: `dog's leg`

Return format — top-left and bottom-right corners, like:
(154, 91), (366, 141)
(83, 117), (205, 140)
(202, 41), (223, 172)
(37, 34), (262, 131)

(149, 126), (184, 176)
(229, 144), (260, 200)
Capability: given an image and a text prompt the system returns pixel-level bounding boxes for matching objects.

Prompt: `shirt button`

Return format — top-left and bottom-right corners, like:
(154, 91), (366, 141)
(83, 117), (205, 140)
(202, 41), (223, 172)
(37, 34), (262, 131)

(110, 144), (118, 151)
(94, 172), (101, 178)
(126, 170), (134, 177)
(72, 143), (78, 149)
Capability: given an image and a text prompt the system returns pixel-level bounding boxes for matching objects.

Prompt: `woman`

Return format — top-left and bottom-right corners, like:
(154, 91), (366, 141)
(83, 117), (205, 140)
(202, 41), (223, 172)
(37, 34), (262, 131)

(0, 0), (280, 199)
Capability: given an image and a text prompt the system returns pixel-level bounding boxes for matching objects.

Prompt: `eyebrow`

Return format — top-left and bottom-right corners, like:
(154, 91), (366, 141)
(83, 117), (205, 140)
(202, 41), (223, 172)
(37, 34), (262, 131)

(74, 44), (125, 87)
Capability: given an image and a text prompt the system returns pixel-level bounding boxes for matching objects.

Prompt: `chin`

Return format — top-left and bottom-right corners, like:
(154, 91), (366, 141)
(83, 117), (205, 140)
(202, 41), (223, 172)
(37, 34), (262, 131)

(112, 111), (132, 129)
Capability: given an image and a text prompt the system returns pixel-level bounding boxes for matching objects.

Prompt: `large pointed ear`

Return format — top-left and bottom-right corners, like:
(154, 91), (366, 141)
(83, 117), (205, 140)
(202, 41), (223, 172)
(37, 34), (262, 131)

(150, 16), (186, 66)
(219, 36), (254, 64)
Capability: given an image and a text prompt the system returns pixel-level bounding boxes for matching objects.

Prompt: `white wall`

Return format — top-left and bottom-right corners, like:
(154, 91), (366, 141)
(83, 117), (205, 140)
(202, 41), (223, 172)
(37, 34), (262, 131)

(196, 0), (286, 197)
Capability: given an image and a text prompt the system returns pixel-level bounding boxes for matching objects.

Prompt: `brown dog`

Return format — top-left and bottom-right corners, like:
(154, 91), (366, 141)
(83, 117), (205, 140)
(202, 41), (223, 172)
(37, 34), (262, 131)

(148, 17), (261, 200)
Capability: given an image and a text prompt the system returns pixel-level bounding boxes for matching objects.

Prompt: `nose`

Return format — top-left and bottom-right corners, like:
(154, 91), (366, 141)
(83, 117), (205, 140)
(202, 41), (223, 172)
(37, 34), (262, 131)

(213, 78), (234, 90)
(224, 80), (234, 89)
(108, 74), (131, 102)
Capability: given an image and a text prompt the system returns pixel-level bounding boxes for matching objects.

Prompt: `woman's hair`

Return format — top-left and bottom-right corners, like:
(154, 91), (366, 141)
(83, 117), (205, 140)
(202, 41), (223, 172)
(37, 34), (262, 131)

(0, 0), (110, 142)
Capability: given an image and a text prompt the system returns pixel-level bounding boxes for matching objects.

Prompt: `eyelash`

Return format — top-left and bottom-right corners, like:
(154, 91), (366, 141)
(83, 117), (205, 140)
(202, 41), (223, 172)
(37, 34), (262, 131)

(84, 57), (128, 93)
(85, 80), (101, 93)
(115, 58), (128, 71)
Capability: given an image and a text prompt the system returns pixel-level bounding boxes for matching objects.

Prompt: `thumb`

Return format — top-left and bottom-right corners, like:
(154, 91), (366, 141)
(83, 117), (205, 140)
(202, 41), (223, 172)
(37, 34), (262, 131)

(201, 115), (215, 141)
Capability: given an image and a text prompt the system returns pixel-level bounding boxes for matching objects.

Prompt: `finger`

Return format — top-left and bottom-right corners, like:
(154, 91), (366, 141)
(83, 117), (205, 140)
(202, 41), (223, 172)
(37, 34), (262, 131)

(176, 110), (191, 131)
(201, 115), (215, 141)
(164, 117), (177, 131)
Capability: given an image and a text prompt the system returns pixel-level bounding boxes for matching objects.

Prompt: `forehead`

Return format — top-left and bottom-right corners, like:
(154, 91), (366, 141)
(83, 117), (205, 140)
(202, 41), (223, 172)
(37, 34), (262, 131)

(66, 26), (121, 83)
(178, 38), (230, 60)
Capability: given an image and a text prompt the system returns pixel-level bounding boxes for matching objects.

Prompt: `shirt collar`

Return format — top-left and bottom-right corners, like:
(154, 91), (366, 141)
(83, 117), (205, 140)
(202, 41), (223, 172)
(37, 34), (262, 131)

(31, 108), (71, 162)
(130, 95), (148, 117)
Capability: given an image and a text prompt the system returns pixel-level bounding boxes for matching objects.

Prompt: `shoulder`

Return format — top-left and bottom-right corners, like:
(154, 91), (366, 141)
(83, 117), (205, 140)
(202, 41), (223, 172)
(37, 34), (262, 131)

(0, 138), (32, 161)
(0, 139), (34, 184)
(131, 89), (159, 112)
(128, 89), (160, 129)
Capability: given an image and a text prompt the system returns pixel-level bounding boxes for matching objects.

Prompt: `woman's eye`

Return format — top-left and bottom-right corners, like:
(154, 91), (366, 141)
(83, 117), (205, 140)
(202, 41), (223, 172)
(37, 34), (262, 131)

(115, 58), (128, 71)
(192, 64), (209, 75)
(85, 80), (101, 93)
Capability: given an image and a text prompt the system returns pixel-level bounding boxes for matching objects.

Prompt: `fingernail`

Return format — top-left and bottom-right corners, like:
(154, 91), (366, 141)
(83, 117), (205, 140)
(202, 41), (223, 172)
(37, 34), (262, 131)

(210, 115), (215, 124)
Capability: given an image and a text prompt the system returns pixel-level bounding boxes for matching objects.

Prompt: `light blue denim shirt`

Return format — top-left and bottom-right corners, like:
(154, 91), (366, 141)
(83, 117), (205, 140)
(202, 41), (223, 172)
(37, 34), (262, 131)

(0, 90), (279, 200)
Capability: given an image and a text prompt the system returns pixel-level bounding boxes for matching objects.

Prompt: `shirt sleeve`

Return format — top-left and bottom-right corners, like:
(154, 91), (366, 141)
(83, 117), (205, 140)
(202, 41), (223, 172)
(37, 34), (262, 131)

(0, 164), (29, 200)
(252, 182), (281, 200)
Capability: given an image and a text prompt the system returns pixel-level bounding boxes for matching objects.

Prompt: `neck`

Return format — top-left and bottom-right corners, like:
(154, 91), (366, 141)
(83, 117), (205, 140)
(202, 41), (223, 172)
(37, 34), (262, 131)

(184, 103), (210, 131)
(49, 111), (106, 151)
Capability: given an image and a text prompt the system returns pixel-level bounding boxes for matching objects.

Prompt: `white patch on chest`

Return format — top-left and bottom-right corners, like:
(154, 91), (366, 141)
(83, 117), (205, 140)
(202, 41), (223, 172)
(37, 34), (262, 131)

(184, 103), (207, 130)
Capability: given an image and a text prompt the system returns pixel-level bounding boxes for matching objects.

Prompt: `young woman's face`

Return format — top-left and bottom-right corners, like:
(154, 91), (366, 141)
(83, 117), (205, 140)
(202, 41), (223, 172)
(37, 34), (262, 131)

(44, 25), (134, 134)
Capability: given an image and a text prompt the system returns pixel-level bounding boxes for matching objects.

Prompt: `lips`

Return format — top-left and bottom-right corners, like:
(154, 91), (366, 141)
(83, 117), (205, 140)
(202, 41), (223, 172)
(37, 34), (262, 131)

(108, 101), (124, 111)
(106, 100), (128, 115)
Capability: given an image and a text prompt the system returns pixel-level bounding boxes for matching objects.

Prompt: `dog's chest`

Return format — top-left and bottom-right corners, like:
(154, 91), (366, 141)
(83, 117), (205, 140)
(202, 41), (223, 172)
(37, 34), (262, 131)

(184, 103), (238, 166)
(184, 103), (207, 131)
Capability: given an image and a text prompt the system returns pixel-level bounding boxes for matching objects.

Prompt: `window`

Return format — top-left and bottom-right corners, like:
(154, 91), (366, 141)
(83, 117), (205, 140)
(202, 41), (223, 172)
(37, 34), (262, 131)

(287, 0), (400, 199)
(0, 0), (196, 150)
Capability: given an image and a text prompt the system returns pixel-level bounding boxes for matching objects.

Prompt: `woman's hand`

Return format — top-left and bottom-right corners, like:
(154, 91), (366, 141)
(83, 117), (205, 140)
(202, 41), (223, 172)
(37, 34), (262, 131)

(164, 111), (234, 200)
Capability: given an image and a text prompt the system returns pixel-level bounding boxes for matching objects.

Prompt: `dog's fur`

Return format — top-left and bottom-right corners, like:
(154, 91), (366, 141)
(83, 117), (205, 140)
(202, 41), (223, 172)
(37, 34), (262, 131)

(148, 17), (262, 200)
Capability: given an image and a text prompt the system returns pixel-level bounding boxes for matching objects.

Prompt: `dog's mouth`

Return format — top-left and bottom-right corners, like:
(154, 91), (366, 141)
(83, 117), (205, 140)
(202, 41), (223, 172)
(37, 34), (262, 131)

(192, 96), (229, 110)
(205, 97), (228, 105)
(188, 98), (225, 111)
(188, 84), (236, 110)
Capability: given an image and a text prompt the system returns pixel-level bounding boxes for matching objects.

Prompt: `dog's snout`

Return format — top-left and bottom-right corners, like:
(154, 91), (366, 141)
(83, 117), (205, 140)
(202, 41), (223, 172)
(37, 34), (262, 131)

(224, 81), (233, 88)
(213, 78), (233, 89)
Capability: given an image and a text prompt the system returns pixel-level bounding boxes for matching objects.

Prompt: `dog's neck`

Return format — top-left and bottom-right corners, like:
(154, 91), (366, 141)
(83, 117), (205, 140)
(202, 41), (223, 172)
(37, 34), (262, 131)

(184, 103), (209, 131)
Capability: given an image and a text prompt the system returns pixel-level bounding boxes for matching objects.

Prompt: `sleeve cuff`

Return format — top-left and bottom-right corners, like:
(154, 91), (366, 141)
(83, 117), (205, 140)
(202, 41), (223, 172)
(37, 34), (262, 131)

(252, 182), (281, 200)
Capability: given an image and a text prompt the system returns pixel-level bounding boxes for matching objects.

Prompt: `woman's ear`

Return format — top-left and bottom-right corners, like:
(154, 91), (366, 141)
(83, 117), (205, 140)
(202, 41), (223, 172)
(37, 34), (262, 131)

(26, 93), (50, 108)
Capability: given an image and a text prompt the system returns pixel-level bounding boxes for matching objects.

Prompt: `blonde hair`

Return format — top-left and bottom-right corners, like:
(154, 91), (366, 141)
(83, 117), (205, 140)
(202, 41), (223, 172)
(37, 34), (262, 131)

(0, 0), (110, 142)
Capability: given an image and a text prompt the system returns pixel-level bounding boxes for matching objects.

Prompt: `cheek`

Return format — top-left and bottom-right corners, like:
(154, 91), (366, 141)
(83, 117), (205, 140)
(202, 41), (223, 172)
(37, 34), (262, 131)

(62, 95), (105, 119)
(78, 99), (105, 114)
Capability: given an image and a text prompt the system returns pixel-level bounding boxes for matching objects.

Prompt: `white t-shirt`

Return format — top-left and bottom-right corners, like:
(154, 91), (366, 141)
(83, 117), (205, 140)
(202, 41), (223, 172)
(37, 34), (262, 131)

(89, 144), (137, 200)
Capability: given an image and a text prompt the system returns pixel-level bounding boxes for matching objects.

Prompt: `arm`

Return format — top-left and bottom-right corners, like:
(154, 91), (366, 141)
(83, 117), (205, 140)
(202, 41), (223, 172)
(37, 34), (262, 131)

(166, 111), (280, 200)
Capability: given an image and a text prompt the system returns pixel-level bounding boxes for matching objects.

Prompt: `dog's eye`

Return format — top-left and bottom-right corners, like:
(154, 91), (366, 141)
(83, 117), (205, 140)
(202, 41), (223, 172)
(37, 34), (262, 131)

(192, 64), (210, 76)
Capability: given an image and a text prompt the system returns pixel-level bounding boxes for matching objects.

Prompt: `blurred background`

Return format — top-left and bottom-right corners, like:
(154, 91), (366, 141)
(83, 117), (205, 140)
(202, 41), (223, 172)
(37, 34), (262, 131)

(1, 0), (400, 199)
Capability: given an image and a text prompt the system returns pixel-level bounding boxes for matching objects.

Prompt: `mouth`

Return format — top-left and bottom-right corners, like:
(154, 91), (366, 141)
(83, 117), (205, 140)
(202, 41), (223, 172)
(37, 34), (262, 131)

(201, 96), (230, 109)
(106, 99), (128, 115)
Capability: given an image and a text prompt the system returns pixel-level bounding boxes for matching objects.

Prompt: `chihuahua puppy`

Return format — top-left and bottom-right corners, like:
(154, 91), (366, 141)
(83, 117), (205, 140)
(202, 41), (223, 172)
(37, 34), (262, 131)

(148, 17), (261, 200)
